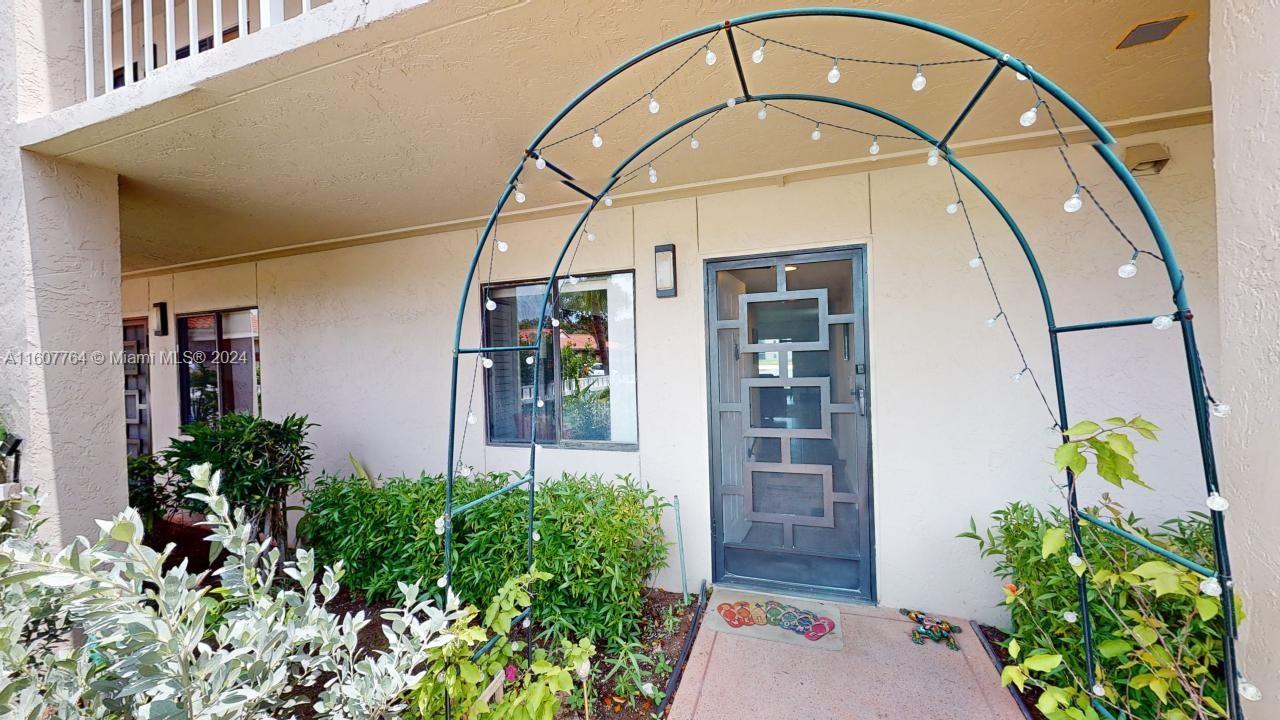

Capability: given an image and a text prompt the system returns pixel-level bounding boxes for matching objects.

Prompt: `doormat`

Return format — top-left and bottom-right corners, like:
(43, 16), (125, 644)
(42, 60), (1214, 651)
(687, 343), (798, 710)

(704, 588), (843, 651)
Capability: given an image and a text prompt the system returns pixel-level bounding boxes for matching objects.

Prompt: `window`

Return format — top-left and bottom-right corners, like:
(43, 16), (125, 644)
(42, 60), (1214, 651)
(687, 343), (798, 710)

(483, 272), (637, 449)
(177, 308), (261, 424)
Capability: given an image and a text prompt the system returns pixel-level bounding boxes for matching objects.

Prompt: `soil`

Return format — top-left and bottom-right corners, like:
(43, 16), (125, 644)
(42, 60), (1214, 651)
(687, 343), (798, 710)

(976, 623), (1048, 720)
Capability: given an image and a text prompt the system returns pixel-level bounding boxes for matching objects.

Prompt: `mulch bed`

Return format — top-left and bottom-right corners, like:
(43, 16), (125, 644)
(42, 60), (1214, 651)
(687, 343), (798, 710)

(975, 623), (1048, 720)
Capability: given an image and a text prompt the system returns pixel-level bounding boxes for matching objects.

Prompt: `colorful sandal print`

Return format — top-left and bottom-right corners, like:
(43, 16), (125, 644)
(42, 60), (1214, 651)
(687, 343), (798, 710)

(805, 616), (836, 641)
(717, 602), (744, 628)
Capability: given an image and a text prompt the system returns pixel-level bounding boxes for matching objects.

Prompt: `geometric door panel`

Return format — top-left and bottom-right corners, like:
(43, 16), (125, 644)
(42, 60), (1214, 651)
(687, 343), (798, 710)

(707, 248), (874, 602)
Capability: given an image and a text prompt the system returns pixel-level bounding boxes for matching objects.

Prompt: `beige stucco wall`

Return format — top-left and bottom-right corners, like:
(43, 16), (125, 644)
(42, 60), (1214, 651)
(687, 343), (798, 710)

(123, 123), (1219, 623)
(1210, 0), (1280, 711)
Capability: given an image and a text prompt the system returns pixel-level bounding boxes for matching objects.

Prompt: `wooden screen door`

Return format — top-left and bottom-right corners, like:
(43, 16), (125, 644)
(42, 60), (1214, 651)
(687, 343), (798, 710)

(706, 247), (874, 601)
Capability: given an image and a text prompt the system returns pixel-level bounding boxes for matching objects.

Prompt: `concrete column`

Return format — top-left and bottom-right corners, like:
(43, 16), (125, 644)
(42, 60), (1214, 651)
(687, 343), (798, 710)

(1210, 1), (1280, 713)
(10, 152), (126, 545)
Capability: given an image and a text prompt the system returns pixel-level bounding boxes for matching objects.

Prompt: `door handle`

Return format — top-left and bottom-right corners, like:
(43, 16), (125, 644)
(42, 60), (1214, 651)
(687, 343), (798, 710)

(854, 386), (866, 416)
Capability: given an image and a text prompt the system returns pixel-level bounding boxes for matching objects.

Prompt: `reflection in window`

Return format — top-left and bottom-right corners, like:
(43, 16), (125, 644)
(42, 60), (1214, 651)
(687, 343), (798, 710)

(483, 272), (637, 448)
(177, 309), (261, 424)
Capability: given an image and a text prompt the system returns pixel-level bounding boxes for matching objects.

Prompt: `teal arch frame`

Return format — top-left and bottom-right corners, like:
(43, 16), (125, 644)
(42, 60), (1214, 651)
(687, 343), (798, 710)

(442, 9), (1244, 719)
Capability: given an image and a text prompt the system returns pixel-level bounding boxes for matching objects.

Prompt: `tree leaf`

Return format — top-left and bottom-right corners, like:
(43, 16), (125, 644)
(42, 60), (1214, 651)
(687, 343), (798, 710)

(1098, 639), (1132, 658)
(1008, 638), (1021, 659)
(1042, 528), (1067, 560)
(1023, 653), (1063, 672)
(1195, 596), (1219, 621)
(1001, 665), (1027, 691)
(1065, 421), (1101, 437)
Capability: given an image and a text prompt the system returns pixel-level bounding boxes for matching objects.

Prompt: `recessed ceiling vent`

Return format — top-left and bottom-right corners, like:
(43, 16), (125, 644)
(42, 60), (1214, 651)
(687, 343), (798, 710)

(1117, 15), (1190, 49)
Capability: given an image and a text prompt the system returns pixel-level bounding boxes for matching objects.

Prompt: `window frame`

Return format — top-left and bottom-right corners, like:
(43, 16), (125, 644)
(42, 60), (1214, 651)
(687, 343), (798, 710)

(175, 306), (261, 425)
(480, 270), (639, 452)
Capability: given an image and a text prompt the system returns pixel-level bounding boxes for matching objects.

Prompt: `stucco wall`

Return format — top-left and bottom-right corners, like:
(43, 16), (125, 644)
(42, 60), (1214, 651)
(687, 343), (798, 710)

(1210, 0), (1280, 711)
(123, 124), (1218, 623)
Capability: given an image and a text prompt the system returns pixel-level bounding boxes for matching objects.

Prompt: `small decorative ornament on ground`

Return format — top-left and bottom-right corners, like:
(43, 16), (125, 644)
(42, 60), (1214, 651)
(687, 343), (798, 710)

(901, 608), (963, 651)
(715, 600), (836, 641)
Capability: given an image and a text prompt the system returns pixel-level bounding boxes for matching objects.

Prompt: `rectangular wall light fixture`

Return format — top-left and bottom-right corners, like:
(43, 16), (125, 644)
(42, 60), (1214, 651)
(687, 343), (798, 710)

(655, 244), (677, 298)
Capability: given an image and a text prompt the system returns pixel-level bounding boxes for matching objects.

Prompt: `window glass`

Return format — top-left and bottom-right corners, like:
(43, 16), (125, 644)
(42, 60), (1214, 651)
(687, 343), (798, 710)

(483, 272), (637, 448)
(177, 308), (260, 424)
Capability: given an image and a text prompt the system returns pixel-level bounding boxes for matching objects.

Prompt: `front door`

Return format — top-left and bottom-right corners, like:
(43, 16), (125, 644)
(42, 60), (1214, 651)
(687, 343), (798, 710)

(706, 248), (873, 601)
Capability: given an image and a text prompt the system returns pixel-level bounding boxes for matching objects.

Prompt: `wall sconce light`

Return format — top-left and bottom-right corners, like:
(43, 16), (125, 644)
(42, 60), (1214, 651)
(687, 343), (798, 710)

(655, 244), (677, 298)
(1124, 143), (1171, 177)
(150, 302), (169, 337)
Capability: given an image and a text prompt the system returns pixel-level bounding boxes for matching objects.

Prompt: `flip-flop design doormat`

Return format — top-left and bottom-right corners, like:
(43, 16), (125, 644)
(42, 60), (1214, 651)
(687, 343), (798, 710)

(705, 588), (843, 651)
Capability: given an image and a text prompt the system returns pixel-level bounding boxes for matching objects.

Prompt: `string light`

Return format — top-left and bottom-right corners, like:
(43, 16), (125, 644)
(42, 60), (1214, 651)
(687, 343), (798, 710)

(437, 575), (448, 588)
(757, 103), (768, 120)
(525, 356), (534, 365)
(1063, 610), (1078, 623)
(946, 200), (962, 215)
(536, 399), (544, 408)
(514, 182), (526, 204)
(968, 256), (983, 269)
(1239, 678), (1263, 702)
(1152, 314), (1175, 331)
(434, 516), (445, 535)
(1068, 553), (1083, 567)
(704, 45), (717, 65)
(869, 136), (880, 155)
(811, 123), (822, 141)
(1019, 101), (1041, 128)
(535, 156), (546, 170)
(647, 93), (660, 114)
(1211, 401), (1232, 418)
(551, 317), (560, 327)
(1063, 188), (1083, 213)
(1117, 251), (1138, 279)
(752, 39), (765, 63)
(1092, 684), (1106, 698)
(586, 230), (597, 242)
(911, 65), (927, 91)
(1199, 577), (1223, 597)
(467, 412), (477, 425)
(1206, 491), (1230, 512)
(648, 164), (658, 183)
(485, 298), (497, 311)
(690, 135), (700, 150)
(482, 357), (494, 369)
(927, 147), (940, 166)
(1011, 368), (1027, 383)
(603, 195), (614, 207)
(568, 275), (580, 285)
(726, 97), (737, 108)
(592, 128), (603, 148)
(497, 240), (509, 253)
(827, 60), (841, 84)
(986, 312), (1003, 328)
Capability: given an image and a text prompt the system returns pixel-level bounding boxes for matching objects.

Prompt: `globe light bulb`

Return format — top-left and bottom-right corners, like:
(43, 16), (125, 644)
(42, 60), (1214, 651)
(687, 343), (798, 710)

(1063, 611), (1078, 623)
(969, 256), (983, 269)
(1015, 71), (1028, 82)
(1239, 679), (1263, 702)
(592, 129), (603, 148)
(603, 195), (613, 207)
(1012, 369), (1026, 383)
(536, 399), (544, 408)
(550, 317), (560, 327)
(1019, 105), (1039, 128)
(532, 532), (540, 543)
(690, 135), (700, 150)
(1092, 684), (1106, 698)
(482, 357), (493, 369)
(927, 148), (940, 166)
(437, 575), (448, 588)
(485, 299), (497, 311)
(726, 97), (737, 108)
(752, 41), (765, 64)
(827, 60), (841, 84)
(467, 412), (477, 425)
(514, 186), (526, 204)
(569, 276), (580, 285)
(434, 516), (445, 535)
(811, 124), (822, 141)
(705, 46), (717, 65)
(525, 356), (534, 365)
(586, 230), (596, 242)
(758, 105), (768, 121)
(496, 240), (509, 253)
(1211, 402), (1232, 418)
(535, 156), (546, 170)
(912, 67), (927, 92)
(986, 314), (1000, 328)
(1199, 577), (1223, 597)
(648, 94), (659, 114)
(1206, 491), (1230, 512)
(1152, 314), (1175, 331)
(648, 164), (658, 184)
(869, 138), (880, 155)
(1068, 553), (1083, 567)
(1118, 260), (1138, 279)
(1063, 192), (1083, 213)
(946, 201), (960, 215)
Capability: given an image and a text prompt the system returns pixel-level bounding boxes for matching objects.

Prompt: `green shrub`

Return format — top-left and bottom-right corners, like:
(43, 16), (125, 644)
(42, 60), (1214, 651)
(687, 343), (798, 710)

(300, 472), (668, 649)
(162, 412), (313, 550)
(126, 453), (172, 531)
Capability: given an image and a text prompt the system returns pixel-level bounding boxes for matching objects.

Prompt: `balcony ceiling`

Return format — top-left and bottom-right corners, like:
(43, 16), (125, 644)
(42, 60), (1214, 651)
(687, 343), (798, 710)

(26, 0), (1210, 272)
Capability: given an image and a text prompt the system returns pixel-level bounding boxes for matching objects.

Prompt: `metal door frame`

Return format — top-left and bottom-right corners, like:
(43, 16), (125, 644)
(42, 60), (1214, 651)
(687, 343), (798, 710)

(704, 245), (875, 603)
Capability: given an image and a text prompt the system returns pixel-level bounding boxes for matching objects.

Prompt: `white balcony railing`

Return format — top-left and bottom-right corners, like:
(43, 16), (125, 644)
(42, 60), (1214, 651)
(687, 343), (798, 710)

(85, 0), (327, 100)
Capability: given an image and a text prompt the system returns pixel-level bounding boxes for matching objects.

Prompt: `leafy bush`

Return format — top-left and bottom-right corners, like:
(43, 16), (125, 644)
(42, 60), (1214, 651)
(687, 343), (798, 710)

(300, 472), (668, 649)
(0, 464), (589, 720)
(962, 417), (1236, 719)
(162, 412), (313, 550)
(126, 453), (172, 531)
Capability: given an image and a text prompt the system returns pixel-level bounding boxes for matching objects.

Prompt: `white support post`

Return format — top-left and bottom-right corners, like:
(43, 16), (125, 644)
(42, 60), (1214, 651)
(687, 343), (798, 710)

(259, 0), (283, 29)
(165, 0), (176, 64)
(187, 0), (199, 56)
(302, 0), (311, 13)
(83, 0), (95, 97)
(143, 0), (155, 74)
(237, 0), (247, 38)
(101, 0), (111, 91)
(212, 0), (223, 45)
(122, 0), (134, 84)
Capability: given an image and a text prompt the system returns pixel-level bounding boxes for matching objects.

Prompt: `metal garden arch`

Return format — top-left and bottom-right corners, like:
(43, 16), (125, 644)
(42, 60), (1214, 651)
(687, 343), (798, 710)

(441, 8), (1248, 719)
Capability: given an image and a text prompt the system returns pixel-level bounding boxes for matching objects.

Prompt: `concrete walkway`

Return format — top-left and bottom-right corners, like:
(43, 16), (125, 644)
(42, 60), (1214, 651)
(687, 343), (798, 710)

(668, 599), (1022, 720)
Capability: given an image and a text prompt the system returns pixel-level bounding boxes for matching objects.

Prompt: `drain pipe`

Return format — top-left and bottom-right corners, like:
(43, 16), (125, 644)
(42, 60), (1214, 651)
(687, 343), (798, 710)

(673, 495), (688, 603)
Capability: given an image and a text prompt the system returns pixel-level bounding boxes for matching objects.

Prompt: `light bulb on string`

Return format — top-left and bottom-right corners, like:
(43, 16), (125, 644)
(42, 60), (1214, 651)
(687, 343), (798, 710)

(1211, 401), (1232, 418)
(911, 65), (927, 91)
(1092, 684), (1106, 698)
(726, 97), (737, 108)
(536, 398), (544, 408)
(466, 412), (477, 426)
(592, 129), (603, 149)
(647, 94), (660, 114)
(690, 135), (700, 150)
(603, 195), (614, 207)
(525, 356), (535, 365)
(811, 124), (822, 141)
(1011, 368), (1027, 383)
(1068, 553), (1083, 568)
(482, 357), (494, 369)
(1015, 71), (1027, 81)
(968, 256), (983, 269)
(485, 298), (497, 311)
(752, 40), (765, 64)
(869, 137), (880, 156)
(1063, 611), (1078, 624)
(1019, 102), (1040, 128)
(986, 312), (1003, 328)
(1206, 491), (1230, 512)
(514, 182), (526, 204)
(648, 164), (658, 184)
(434, 516), (445, 535)
(535, 156), (546, 170)
(927, 148), (940, 166)
(1199, 577), (1223, 597)
(704, 45), (717, 65)
(550, 317), (560, 328)
(586, 230), (596, 242)
(757, 104), (768, 121)
(1118, 252), (1138, 279)
(437, 575), (448, 588)
(1239, 679), (1263, 702)
(946, 200), (961, 215)
(568, 275), (580, 285)
(827, 60), (841, 84)
(1063, 188), (1083, 213)
(1152, 314), (1175, 331)
(496, 240), (509, 253)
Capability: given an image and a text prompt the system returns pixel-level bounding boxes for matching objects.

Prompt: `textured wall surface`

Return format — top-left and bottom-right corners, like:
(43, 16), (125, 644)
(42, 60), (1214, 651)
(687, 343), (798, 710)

(1211, 1), (1280, 712)
(123, 124), (1218, 622)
